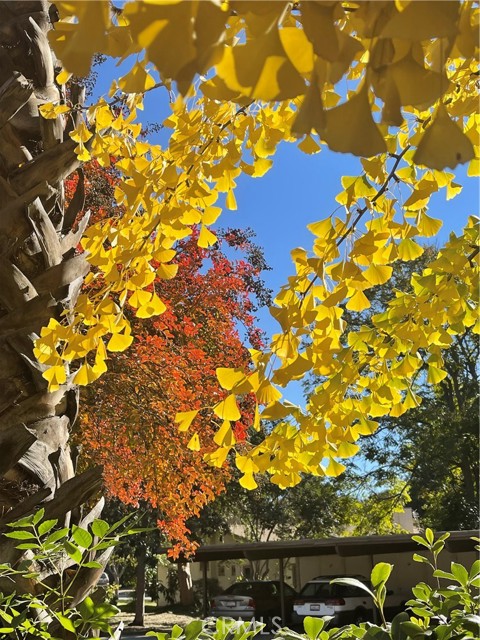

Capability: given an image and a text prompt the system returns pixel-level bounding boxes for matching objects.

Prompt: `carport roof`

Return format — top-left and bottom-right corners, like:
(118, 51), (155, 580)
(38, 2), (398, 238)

(161, 530), (478, 562)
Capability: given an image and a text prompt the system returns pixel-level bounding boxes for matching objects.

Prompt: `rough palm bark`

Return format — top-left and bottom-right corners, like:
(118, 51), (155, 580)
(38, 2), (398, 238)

(0, 0), (105, 594)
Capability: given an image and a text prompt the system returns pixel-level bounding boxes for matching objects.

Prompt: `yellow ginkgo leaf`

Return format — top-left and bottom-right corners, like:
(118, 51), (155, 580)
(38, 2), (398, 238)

(198, 224), (217, 248)
(413, 105), (475, 171)
(297, 135), (321, 155)
(427, 364), (448, 384)
(74, 362), (104, 386)
(397, 238), (424, 261)
(323, 458), (346, 477)
(187, 433), (201, 451)
(279, 27), (314, 76)
(216, 367), (248, 391)
(43, 364), (67, 392)
(321, 84), (387, 158)
(346, 290), (371, 312)
(175, 410), (199, 432)
(39, 103), (71, 120)
(56, 68), (72, 85)
(256, 380), (282, 406)
(156, 263), (179, 280)
(203, 206), (222, 225)
(204, 446), (230, 468)
(249, 157), (273, 178)
(403, 387), (422, 410)
(381, 0), (460, 40)
(417, 212), (443, 237)
(216, 28), (305, 101)
(239, 472), (258, 490)
(136, 293), (166, 318)
(118, 61), (156, 94)
(291, 67), (326, 137)
(107, 331), (134, 353)
(301, 2), (340, 62)
(467, 157), (479, 177)
(213, 420), (236, 447)
(253, 403), (261, 431)
(363, 263), (393, 286)
(123, 1), (196, 82)
(213, 394), (241, 421)
(336, 441), (360, 458)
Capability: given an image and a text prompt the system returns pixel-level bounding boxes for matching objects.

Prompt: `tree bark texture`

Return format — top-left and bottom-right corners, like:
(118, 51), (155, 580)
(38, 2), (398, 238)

(0, 0), (104, 596)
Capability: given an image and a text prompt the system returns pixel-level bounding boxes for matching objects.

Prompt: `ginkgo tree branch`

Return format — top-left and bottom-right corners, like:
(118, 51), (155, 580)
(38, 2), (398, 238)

(335, 145), (411, 249)
(299, 144), (411, 304)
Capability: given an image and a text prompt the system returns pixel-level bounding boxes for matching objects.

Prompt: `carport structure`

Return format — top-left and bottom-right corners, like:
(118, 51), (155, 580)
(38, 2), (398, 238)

(161, 530), (477, 625)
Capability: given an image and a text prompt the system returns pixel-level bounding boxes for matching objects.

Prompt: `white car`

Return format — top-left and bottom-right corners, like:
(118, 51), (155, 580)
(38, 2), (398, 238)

(292, 575), (375, 626)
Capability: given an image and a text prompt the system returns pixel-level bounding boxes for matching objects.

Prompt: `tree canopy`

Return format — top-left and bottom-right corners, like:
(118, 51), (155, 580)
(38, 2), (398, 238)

(35, 1), (479, 490)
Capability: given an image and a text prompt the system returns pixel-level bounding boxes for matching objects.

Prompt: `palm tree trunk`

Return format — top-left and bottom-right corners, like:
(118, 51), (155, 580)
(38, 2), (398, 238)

(0, 0), (104, 593)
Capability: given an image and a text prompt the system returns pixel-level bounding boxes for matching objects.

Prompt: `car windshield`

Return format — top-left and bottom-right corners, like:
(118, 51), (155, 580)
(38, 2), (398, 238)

(300, 582), (332, 598)
(224, 583), (255, 596)
(300, 580), (372, 599)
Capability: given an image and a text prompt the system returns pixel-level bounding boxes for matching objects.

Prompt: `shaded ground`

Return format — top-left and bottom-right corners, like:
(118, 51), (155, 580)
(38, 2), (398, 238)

(112, 609), (195, 632)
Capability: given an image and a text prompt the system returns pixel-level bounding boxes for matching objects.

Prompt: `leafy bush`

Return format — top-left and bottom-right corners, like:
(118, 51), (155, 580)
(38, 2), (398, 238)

(0, 509), (145, 638)
(1, 522), (478, 640)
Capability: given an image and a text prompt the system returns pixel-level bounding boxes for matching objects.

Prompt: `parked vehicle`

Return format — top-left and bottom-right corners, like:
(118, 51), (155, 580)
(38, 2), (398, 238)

(292, 575), (375, 626)
(210, 580), (298, 624)
(97, 572), (110, 587)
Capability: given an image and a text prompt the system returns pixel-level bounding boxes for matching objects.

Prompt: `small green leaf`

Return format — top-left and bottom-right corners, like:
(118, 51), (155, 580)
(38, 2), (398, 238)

(15, 542), (41, 550)
(32, 508), (45, 526)
(400, 621), (425, 639)
(6, 515), (33, 528)
(469, 559), (480, 579)
(412, 535), (429, 549)
(184, 619), (204, 640)
(64, 540), (82, 564)
(425, 529), (434, 545)
(56, 613), (76, 633)
(171, 624), (184, 639)
(105, 513), (136, 536)
(91, 519), (109, 538)
(72, 525), (93, 549)
(412, 554), (431, 565)
(45, 528), (69, 544)
(4, 531), (36, 540)
(78, 596), (95, 620)
(92, 602), (119, 619)
(371, 562), (393, 589)
(83, 561), (103, 569)
(304, 616), (325, 640)
(38, 519), (58, 537)
(433, 569), (455, 580)
(331, 577), (374, 598)
(450, 562), (469, 586)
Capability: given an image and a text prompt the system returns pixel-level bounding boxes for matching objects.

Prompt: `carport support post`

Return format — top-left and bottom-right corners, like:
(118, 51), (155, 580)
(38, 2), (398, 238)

(202, 561), (208, 618)
(279, 558), (286, 627)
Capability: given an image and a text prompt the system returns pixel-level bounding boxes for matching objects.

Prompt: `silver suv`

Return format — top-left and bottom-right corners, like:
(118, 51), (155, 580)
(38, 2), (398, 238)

(292, 575), (374, 626)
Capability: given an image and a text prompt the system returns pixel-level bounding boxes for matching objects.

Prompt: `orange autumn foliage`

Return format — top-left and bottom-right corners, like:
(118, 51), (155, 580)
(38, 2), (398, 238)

(68, 163), (268, 554)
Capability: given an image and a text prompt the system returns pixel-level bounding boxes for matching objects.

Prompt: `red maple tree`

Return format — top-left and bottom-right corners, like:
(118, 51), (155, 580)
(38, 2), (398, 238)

(67, 161), (269, 553)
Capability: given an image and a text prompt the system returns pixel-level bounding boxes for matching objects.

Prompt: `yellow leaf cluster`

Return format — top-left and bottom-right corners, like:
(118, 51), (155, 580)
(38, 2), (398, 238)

(49, 1), (478, 169)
